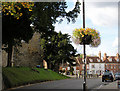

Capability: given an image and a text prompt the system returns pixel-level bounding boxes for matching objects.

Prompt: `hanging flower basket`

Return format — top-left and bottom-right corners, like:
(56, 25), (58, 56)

(72, 28), (101, 47)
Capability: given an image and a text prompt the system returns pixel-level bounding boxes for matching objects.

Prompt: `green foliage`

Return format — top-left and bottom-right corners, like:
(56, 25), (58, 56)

(32, 2), (80, 36)
(2, 2), (34, 19)
(2, 3), (33, 67)
(41, 31), (76, 71)
(32, 2), (80, 70)
(2, 67), (69, 89)
(2, 1), (80, 67)
(2, 7), (33, 45)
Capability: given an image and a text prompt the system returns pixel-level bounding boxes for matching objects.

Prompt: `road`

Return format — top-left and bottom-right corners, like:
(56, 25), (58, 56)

(10, 78), (106, 90)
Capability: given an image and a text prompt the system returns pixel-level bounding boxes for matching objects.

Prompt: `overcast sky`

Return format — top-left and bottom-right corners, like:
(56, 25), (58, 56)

(54, 0), (119, 57)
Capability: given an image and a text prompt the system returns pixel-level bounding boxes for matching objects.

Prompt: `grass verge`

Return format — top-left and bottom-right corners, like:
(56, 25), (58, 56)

(2, 67), (70, 89)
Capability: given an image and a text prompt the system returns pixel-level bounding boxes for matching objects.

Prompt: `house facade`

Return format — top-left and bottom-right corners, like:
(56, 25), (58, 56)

(103, 53), (120, 74)
(76, 51), (105, 75)
(59, 51), (120, 75)
(89, 63), (105, 75)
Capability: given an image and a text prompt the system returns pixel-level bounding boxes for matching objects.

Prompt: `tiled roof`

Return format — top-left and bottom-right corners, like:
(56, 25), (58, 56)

(103, 56), (120, 63)
(76, 57), (83, 64)
(75, 53), (120, 65)
(76, 56), (103, 64)
(76, 55), (120, 64)
(86, 56), (103, 63)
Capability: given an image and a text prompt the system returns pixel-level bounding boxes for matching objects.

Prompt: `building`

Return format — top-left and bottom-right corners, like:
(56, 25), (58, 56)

(103, 53), (120, 74)
(76, 51), (105, 75)
(88, 51), (105, 75)
(59, 52), (120, 75)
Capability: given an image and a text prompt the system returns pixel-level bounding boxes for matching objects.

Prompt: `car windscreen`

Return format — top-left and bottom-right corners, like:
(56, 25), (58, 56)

(115, 73), (120, 75)
(104, 72), (112, 75)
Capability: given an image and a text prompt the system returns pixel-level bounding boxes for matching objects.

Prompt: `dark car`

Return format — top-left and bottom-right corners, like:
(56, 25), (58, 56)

(102, 72), (115, 82)
(115, 73), (120, 80)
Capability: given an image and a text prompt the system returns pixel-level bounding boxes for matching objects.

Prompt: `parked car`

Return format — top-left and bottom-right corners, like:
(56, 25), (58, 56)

(115, 73), (120, 80)
(102, 72), (115, 82)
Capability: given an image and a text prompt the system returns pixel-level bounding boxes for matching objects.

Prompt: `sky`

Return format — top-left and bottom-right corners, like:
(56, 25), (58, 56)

(54, 0), (119, 57)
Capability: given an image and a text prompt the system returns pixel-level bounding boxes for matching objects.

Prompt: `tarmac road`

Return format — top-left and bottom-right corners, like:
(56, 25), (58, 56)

(11, 78), (104, 90)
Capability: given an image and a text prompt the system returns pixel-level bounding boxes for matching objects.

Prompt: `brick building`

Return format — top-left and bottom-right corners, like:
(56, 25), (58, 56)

(76, 51), (104, 75)
(103, 53), (120, 74)
(59, 51), (120, 75)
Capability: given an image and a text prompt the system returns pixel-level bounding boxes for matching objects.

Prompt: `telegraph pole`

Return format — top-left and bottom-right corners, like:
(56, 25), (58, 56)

(83, 0), (87, 91)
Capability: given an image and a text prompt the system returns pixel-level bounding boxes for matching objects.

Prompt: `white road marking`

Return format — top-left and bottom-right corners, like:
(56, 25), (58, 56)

(97, 84), (103, 89)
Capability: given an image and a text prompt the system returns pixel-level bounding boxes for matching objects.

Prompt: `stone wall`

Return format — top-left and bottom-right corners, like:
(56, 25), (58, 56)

(2, 32), (44, 67)
(2, 50), (7, 67)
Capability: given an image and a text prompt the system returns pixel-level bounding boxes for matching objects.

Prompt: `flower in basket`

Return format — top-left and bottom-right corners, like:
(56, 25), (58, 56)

(72, 28), (101, 47)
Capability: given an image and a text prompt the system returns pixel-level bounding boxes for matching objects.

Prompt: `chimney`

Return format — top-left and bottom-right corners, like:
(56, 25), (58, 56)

(98, 51), (101, 59)
(104, 53), (107, 60)
(116, 53), (119, 58)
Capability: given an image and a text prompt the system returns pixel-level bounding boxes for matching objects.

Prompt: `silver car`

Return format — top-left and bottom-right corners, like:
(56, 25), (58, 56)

(115, 73), (120, 80)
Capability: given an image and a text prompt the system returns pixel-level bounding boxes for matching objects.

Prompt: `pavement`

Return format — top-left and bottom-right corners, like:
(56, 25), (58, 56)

(94, 80), (119, 90)
(60, 75), (120, 90)
(66, 75), (99, 78)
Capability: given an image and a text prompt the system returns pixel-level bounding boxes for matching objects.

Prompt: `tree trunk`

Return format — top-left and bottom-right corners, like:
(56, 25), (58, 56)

(51, 63), (55, 71)
(57, 62), (60, 73)
(7, 42), (13, 67)
(54, 62), (59, 73)
(47, 61), (50, 69)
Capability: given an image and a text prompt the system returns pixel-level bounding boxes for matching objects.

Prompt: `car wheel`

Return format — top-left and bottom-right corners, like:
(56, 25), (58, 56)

(111, 79), (114, 82)
(105, 80), (107, 82)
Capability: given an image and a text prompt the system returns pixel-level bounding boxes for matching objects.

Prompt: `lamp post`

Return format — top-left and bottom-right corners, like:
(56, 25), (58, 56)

(83, 0), (87, 91)
(72, 0), (100, 90)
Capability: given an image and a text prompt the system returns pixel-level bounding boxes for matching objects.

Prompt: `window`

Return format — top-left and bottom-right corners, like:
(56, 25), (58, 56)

(114, 66), (116, 69)
(109, 65), (111, 68)
(92, 65), (95, 68)
(119, 66), (120, 69)
(82, 59), (84, 63)
(92, 70), (95, 74)
(117, 59), (119, 62)
(97, 70), (100, 74)
(67, 67), (70, 70)
(90, 59), (93, 62)
(99, 64), (101, 68)
(109, 58), (112, 62)
(82, 65), (84, 69)
(87, 65), (89, 69)
(98, 59), (100, 62)
(111, 66), (113, 69)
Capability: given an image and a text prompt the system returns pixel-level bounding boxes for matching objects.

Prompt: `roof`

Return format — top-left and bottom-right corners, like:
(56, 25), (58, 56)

(103, 56), (120, 63)
(76, 56), (120, 65)
(76, 56), (103, 65)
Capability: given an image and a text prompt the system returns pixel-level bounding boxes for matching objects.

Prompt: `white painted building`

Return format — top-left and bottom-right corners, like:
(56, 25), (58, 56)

(89, 63), (105, 75)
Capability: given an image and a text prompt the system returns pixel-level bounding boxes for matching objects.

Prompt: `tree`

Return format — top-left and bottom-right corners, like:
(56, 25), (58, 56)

(31, 2), (80, 71)
(41, 31), (76, 72)
(2, 2), (34, 19)
(31, 2), (80, 37)
(2, 3), (34, 67)
(2, 1), (80, 67)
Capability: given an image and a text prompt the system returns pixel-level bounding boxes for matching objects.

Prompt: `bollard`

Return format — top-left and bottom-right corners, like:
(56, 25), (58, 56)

(83, 82), (87, 91)
(83, 82), (86, 91)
